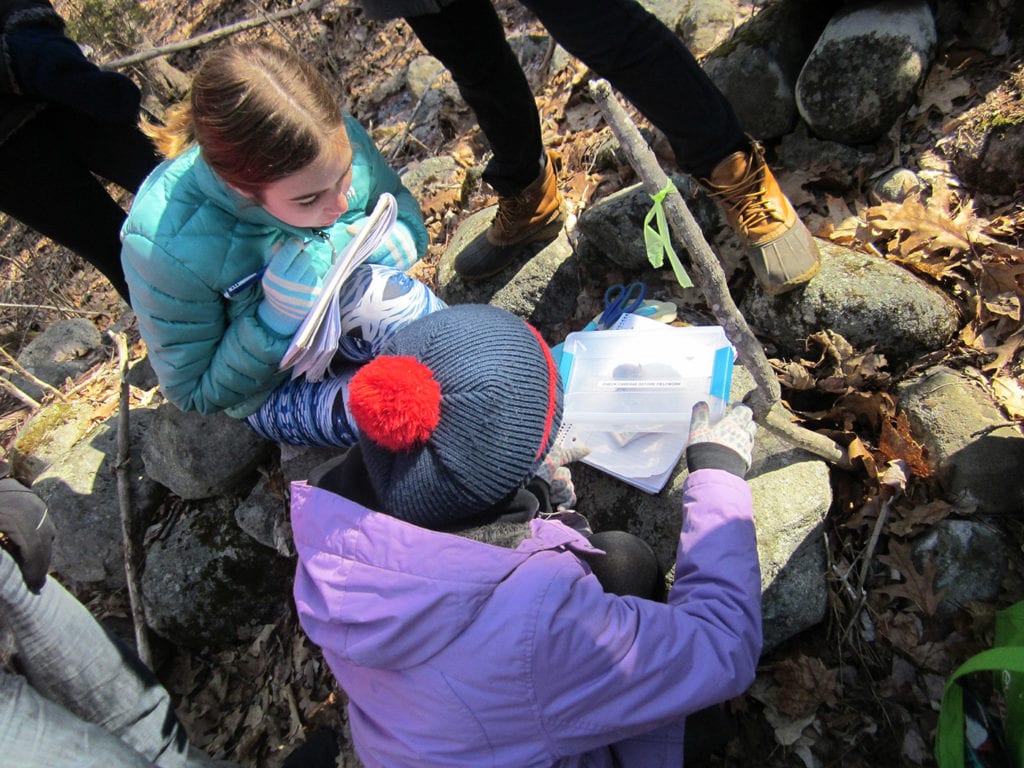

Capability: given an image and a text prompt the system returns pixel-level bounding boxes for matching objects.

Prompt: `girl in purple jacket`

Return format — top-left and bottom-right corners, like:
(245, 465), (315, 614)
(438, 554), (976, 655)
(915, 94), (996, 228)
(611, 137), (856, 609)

(291, 303), (762, 767)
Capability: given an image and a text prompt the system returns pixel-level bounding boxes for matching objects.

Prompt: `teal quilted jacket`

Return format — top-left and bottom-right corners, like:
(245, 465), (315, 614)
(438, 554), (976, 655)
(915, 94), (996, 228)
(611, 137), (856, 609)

(121, 113), (427, 418)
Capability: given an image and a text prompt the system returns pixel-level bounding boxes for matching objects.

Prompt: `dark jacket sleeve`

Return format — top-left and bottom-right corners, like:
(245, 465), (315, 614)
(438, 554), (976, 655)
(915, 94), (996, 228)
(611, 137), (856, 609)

(5, 24), (141, 122)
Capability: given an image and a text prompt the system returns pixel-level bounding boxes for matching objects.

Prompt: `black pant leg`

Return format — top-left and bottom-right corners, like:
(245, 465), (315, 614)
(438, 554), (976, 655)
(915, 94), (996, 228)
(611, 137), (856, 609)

(584, 530), (664, 600)
(405, 0), (545, 194)
(519, 0), (747, 177)
(0, 109), (145, 303)
(57, 104), (160, 193)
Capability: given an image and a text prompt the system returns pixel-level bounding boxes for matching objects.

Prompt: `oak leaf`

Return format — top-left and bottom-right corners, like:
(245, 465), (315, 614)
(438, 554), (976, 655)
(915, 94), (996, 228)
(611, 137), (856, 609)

(876, 540), (946, 617)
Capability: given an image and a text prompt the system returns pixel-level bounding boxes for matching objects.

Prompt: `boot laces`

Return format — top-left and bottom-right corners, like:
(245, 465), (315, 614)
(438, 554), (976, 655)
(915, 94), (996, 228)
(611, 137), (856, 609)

(493, 189), (535, 236)
(709, 161), (782, 232)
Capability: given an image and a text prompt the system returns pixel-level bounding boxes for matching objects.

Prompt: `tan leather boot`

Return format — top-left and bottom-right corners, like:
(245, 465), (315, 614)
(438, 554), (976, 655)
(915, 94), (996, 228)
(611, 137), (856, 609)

(454, 150), (567, 280)
(703, 142), (821, 295)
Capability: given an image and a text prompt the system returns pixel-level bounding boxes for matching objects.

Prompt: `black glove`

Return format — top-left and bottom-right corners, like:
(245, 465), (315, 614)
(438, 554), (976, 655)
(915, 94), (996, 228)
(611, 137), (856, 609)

(0, 477), (56, 591)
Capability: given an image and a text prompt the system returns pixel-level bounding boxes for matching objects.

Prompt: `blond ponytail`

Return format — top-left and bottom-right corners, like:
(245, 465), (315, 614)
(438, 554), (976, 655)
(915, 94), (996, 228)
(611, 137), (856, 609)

(140, 100), (196, 160)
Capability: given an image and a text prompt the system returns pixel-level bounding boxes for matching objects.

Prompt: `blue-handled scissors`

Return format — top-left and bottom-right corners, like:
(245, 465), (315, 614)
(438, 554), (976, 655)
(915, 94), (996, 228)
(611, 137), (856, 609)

(595, 281), (646, 329)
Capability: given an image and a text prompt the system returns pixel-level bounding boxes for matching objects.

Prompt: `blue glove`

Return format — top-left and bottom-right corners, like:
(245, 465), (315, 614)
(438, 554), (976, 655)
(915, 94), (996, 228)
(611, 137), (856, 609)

(257, 239), (322, 336)
(685, 402), (756, 478)
(346, 218), (420, 270)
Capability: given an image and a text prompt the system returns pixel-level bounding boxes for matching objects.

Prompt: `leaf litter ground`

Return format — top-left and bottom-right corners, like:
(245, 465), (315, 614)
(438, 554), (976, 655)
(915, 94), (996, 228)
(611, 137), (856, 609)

(1, 2), (1023, 766)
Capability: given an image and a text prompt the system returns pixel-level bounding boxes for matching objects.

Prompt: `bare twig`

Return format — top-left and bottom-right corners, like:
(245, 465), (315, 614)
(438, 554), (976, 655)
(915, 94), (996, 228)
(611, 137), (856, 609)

(386, 70), (446, 163)
(0, 372), (40, 410)
(841, 493), (896, 637)
(99, 0), (334, 71)
(856, 495), (893, 599)
(109, 330), (151, 667)
(0, 302), (108, 317)
(0, 349), (66, 402)
(588, 79), (852, 469)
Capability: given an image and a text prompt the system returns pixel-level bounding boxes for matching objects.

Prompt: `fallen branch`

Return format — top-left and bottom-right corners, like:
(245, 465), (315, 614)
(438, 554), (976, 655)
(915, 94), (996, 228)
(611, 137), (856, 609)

(588, 79), (852, 470)
(0, 348), (66, 403)
(99, 0), (334, 71)
(386, 69), (446, 163)
(0, 301), (108, 317)
(0, 371), (40, 410)
(109, 331), (151, 667)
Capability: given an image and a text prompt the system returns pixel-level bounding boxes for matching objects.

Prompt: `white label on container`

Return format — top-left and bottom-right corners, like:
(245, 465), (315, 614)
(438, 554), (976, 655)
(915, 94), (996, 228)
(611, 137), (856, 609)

(598, 380), (684, 389)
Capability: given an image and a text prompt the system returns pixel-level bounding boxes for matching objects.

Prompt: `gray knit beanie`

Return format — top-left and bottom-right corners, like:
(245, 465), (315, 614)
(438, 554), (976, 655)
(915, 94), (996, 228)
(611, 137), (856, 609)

(347, 304), (562, 529)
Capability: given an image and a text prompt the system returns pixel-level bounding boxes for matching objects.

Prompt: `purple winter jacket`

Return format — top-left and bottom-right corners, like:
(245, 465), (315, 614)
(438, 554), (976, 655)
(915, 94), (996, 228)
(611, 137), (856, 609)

(291, 469), (762, 767)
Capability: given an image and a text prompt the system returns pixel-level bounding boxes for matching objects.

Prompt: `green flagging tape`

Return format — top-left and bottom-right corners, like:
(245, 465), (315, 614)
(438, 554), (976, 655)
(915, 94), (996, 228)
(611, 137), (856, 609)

(643, 181), (693, 289)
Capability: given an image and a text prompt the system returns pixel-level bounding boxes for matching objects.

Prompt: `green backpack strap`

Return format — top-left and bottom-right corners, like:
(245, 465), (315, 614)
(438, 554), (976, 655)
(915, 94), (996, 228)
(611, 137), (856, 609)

(937, 601), (1024, 767)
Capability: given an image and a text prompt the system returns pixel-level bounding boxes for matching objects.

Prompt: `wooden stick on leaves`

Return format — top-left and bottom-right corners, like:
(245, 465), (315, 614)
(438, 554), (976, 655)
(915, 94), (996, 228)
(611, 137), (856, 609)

(588, 79), (851, 469)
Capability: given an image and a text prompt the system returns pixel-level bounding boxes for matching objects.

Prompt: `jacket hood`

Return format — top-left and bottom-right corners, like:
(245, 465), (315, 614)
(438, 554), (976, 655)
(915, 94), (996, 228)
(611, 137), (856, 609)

(290, 481), (596, 670)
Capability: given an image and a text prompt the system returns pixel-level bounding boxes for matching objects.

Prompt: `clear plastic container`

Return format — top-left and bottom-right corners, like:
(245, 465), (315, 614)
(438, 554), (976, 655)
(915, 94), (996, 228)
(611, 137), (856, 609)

(558, 325), (734, 433)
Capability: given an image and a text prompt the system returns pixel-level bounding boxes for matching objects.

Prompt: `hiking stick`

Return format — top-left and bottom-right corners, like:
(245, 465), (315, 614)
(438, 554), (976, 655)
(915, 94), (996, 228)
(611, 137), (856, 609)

(109, 330), (152, 667)
(588, 79), (851, 469)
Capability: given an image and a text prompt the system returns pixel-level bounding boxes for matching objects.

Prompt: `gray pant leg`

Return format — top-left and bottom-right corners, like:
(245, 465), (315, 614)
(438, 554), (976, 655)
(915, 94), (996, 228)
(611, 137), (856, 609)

(0, 551), (189, 767)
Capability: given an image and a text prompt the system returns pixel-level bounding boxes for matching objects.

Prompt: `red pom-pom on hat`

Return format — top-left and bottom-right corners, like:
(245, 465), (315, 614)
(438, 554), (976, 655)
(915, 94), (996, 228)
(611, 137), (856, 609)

(348, 356), (442, 452)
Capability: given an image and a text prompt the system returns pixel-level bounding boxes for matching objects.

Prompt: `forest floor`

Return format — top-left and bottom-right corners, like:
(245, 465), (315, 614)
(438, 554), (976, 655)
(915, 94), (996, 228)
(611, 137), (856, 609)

(1, 1), (1023, 766)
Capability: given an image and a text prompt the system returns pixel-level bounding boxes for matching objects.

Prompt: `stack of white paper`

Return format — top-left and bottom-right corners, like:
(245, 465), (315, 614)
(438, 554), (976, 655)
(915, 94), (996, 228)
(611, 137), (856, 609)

(278, 193), (398, 382)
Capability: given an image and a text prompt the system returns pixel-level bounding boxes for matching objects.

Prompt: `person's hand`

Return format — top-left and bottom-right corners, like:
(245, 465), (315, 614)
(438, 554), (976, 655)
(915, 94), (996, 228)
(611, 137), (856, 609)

(347, 218), (420, 270)
(0, 477), (55, 592)
(533, 445), (590, 511)
(257, 239), (322, 336)
(685, 402), (756, 478)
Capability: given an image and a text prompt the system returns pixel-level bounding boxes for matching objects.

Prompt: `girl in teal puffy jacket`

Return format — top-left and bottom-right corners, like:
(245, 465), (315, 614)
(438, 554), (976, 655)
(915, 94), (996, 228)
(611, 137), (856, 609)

(121, 42), (445, 447)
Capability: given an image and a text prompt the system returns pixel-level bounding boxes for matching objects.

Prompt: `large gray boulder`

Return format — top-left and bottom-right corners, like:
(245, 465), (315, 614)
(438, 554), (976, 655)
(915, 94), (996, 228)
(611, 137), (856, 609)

(141, 496), (294, 650)
(140, 404), (274, 500)
(704, 0), (842, 140)
(897, 366), (1024, 515)
(937, 62), (1024, 196)
(31, 408), (167, 587)
(796, 0), (937, 144)
(574, 177), (721, 274)
(740, 241), (958, 367)
(12, 318), (106, 401)
(436, 208), (579, 333)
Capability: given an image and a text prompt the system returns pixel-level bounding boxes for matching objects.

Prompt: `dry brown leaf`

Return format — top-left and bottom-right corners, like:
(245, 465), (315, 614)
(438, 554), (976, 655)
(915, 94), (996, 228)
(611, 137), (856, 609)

(772, 654), (839, 718)
(564, 170), (600, 208)
(771, 359), (818, 390)
(876, 540), (946, 617)
(821, 194), (865, 245)
(776, 168), (818, 210)
(877, 411), (931, 478)
(918, 63), (973, 117)
(888, 500), (953, 537)
(991, 374), (1024, 418)
(563, 100), (604, 133)
(832, 391), (895, 433)
(418, 185), (464, 216)
(978, 326), (1024, 373)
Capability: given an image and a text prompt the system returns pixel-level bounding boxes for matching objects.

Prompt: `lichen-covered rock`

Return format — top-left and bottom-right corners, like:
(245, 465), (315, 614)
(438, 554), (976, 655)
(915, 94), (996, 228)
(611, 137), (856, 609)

(12, 318), (105, 401)
(938, 63), (1024, 195)
(141, 496), (293, 649)
(704, 0), (841, 140)
(796, 0), (937, 144)
(740, 241), (958, 366)
(898, 366), (1024, 515)
(140, 403), (273, 500)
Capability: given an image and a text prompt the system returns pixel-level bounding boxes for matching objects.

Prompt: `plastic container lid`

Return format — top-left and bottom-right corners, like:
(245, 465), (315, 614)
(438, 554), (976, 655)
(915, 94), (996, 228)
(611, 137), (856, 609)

(558, 324), (734, 433)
